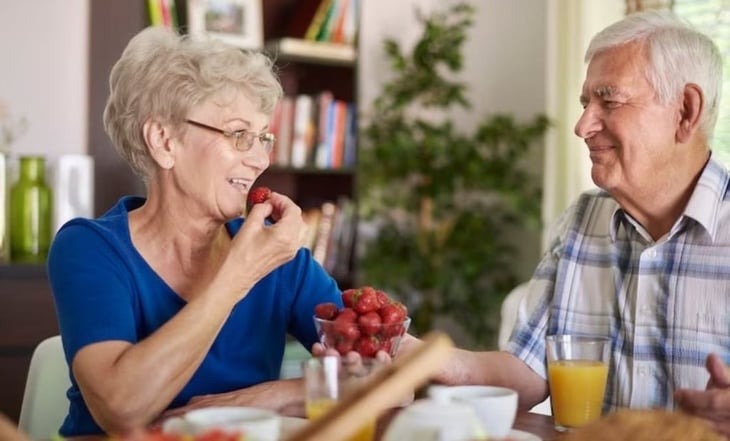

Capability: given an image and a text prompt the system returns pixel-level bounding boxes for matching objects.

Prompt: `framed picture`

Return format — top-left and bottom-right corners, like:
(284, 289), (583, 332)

(187, 0), (263, 49)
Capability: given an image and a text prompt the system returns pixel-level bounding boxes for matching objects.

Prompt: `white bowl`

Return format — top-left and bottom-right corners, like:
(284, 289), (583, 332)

(428, 385), (518, 438)
(382, 398), (487, 441)
(162, 406), (281, 441)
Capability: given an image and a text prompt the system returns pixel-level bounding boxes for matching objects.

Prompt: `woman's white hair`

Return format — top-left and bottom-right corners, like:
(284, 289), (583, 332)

(586, 10), (723, 140)
(103, 26), (283, 178)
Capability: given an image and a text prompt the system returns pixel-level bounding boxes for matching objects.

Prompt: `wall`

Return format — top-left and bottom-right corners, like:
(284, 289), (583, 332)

(0, 0), (89, 160)
(360, 0), (548, 281)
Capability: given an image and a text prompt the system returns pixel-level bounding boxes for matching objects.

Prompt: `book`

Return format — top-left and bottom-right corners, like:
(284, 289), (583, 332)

(275, 97), (295, 167)
(331, 100), (348, 168)
(304, 0), (335, 41)
(313, 91), (334, 168)
(147, 0), (163, 26)
(290, 95), (315, 168)
(331, 197), (356, 279)
(160, 0), (179, 29)
(330, 0), (350, 44)
(302, 207), (323, 250)
(312, 201), (337, 265)
(315, 0), (342, 42)
(343, 102), (358, 167)
(286, 0), (328, 39)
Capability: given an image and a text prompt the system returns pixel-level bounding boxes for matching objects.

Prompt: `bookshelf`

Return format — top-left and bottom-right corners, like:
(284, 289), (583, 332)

(260, 0), (360, 287)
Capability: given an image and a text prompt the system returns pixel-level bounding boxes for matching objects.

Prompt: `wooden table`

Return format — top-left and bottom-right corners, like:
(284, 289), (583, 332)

(512, 411), (564, 440)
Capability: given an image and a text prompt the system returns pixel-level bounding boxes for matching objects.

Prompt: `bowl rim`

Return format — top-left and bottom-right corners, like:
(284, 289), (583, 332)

(312, 315), (412, 325)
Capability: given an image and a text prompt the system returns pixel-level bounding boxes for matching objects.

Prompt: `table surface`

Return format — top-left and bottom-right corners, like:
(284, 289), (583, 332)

(512, 411), (564, 440)
(65, 409), (563, 441)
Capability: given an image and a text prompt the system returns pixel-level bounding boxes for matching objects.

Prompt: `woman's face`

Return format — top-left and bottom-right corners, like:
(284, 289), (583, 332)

(173, 92), (272, 221)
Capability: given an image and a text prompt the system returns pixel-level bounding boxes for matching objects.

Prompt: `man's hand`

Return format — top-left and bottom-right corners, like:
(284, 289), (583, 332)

(675, 353), (730, 436)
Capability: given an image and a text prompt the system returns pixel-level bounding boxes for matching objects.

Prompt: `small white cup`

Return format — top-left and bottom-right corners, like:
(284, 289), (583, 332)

(428, 385), (518, 439)
(163, 406), (281, 441)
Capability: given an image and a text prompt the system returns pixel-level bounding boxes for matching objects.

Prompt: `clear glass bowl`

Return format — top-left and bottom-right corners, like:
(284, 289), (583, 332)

(313, 316), (411, 358)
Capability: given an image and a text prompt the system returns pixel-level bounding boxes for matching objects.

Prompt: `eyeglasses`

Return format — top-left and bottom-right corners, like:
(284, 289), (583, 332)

(185, 119), (276, 153)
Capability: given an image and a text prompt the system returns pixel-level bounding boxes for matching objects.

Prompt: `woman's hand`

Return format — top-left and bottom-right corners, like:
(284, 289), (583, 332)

(153, 379), (307, 426)
(675, 353), (730, 436)
(218, 192), (307, 298)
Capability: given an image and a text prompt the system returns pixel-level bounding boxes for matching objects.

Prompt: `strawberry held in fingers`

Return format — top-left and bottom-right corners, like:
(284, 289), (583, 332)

(246, 186), (272, 214)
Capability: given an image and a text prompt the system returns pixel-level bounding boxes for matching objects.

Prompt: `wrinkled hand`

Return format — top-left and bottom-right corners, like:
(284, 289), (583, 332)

(675, 353), (730, 436)
(223, 192), (307, 295)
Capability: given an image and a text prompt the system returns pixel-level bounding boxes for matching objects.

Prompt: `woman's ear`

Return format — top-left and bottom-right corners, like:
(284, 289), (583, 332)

(143, 118), (176, 169)
(676, 83), (703, 144)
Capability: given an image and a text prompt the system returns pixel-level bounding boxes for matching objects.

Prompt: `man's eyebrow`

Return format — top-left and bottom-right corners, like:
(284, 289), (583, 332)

(595, 86), (623, 99)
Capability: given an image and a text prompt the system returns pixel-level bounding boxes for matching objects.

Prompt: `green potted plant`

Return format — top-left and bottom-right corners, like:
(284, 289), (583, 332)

(357, 3), (549, 349)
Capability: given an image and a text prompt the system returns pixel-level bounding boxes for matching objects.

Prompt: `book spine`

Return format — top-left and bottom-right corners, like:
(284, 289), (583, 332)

(147, 0), (163, 26)
(276, 97), (295, 167)
(291, 95), (314, 168)
(312, 201), (337, 265)
(304, 0), (334, 41)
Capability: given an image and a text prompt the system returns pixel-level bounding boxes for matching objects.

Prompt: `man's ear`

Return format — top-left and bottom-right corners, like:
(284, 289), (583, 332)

(676, 83), (703, 144)
(143, 118), (176, 170)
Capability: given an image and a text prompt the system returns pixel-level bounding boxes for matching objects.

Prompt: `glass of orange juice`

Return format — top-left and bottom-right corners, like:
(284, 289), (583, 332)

(546, 335), (610, 432)
(303, 356), (382, 441)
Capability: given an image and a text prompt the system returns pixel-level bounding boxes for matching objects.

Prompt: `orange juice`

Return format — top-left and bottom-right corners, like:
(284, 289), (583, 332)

(548, 359), (608, 428)
(306, 399), (376, 441)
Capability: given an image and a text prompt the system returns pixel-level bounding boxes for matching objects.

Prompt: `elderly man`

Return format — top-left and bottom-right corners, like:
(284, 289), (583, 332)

(408, 9), (730, 436)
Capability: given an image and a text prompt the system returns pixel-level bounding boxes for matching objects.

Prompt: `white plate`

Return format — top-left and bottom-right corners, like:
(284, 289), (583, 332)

(509, 429), (542, 441)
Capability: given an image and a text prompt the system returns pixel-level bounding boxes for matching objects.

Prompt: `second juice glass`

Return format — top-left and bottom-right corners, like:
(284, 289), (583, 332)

(303, 356), (383, 441)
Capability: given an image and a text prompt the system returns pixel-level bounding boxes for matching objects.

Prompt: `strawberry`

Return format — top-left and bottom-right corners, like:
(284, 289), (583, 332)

(336, 307), (358, 323)
(314, 302), (338, 320)
(357, 311), (382, 336)
(246, 186), (272, 214)
(375, 289), (390, 307)
(335, 339), (354, 355)
(341, 288), (358, 308)
(353, 286), (380, 314)
(354, 335), (382, 358)
(333, 314), (360, 342)
(380, 303), (408, 337)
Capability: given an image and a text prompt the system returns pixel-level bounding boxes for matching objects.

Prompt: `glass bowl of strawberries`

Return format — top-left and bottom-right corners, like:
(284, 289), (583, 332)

(313, 286), (411, 358)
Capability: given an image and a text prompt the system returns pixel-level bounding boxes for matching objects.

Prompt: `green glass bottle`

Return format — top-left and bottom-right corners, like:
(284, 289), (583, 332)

(10, 156), (52, 263)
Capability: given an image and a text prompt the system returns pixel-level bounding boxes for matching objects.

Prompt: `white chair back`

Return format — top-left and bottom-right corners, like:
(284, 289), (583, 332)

(499, 283), (552, 416)
(18, 335), (70, 440)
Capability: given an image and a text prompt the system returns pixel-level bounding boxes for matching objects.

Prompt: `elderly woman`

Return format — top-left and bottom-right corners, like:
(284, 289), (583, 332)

(47, 27), (342, 437)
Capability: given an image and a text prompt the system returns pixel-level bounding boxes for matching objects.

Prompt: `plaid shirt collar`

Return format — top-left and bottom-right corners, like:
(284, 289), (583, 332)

(608, 155), (730, 243)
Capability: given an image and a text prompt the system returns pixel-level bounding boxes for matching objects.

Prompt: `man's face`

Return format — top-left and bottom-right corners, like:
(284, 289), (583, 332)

(574, 42), (681, 201)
